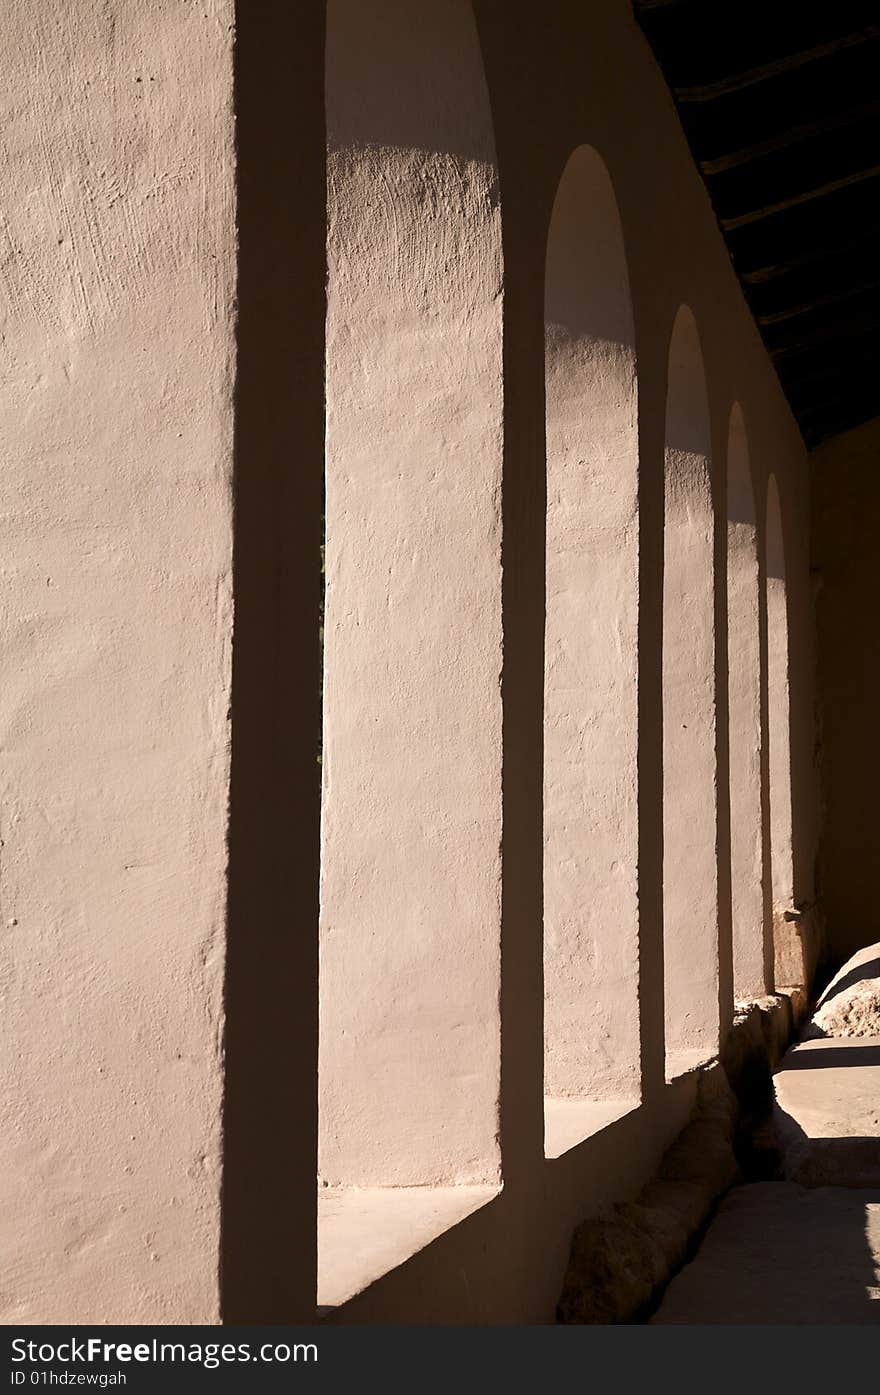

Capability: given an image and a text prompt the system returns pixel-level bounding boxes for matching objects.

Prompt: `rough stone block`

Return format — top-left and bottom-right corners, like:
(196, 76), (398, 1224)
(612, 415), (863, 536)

(773, 1036), (880, 1187)
(808, 942), (880, 1040)
(557, 1063), (740, 1323)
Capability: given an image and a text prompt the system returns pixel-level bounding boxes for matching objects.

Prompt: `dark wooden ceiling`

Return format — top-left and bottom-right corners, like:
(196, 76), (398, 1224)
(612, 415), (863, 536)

(633, 0), (880, 447)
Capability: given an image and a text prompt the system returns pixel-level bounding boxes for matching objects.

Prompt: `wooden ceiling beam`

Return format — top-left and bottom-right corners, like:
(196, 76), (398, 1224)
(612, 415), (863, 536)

(634, 3), (880, 443)
(698, 99), (880, 174)
(779, 351), (877, 393)
(785, 368), (878, 403)
(739, 227), (880, 284)
(797, 396), (875, 426)
(770, 318), (878, 360)
(672, 25), (880, 102)
(719, 162), (880, 230)
(634, 0), (700, 11)
(755, 276), (880, 327)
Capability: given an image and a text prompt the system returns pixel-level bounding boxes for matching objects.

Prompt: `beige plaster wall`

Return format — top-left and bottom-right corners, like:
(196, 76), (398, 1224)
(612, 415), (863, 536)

(662, 307), (719, 1067)
(543, 144), (640, 1104)
(727, 406), (767, 998)
(0, 1), (235, 1323)
(321, 0), (818, 1321)
(319, 0), (504, 1188)
(766, 473), (799, 989)
(0, 0), (822, 1328)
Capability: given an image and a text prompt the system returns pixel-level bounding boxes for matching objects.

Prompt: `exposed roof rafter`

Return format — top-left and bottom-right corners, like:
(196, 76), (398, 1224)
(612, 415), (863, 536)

(698, 99), (880, 175)
(673, 27), (880, 103)
(634, 0), (880, 443)
(769, 319), (877, 362)
(718, 164), (880, 231)
(755, 278), (880, 328)
(739, 227), (880, 284)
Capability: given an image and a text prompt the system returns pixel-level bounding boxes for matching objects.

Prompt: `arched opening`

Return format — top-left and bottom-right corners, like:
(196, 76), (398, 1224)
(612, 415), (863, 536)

(662, 306), (719, 1078)
(727, 405), (767, 999)
(542, 146), (640, 1156)
(319, 0), (504, 1304)
(766, 474), (796, 989)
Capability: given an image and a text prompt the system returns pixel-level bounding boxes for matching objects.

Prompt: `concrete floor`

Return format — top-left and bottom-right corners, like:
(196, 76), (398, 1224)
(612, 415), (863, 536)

(653, 1031), (880, 1323)
(653, 1183), (880, 1323)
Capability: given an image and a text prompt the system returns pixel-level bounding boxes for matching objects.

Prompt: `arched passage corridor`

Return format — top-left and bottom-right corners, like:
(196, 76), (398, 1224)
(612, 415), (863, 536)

(726, 405), (767, 999)
(542, 145), (640, 1155)
(0, 0), (839, 1332)
(662, 307), (719, 1077)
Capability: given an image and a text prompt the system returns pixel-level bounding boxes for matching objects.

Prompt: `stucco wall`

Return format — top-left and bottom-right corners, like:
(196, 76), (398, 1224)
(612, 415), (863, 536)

(321, 0), (819, 1323)
(320, 0), (505, 1190)
(543, 144), (640, 1104)
(812, 417), (880, 967)
(726, 406), (766, 997)
(0, 0), (822, 1326)
(0, 0), (235, 1323)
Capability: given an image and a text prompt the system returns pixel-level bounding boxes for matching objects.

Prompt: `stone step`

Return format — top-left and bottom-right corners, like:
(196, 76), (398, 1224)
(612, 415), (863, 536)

(773, 1036), (880, 1187)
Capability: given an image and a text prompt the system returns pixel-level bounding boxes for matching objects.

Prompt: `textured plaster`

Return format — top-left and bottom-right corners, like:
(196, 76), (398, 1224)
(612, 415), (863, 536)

(319, 0), (504, 1187)
(0, 0), (235, 1323)
(766, 474), (797, 986)
(662, 307), (719, 1063)
(319, 0), (815, 1317)
(726, 405), (766, 998)
(543, 145), (640, 1106)
(0, 0), (823, 1327)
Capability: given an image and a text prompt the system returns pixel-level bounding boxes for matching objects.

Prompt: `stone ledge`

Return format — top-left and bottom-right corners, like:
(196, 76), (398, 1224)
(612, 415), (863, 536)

(557, 1065), (739, 1323)
(557, 990), (806, 1324)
